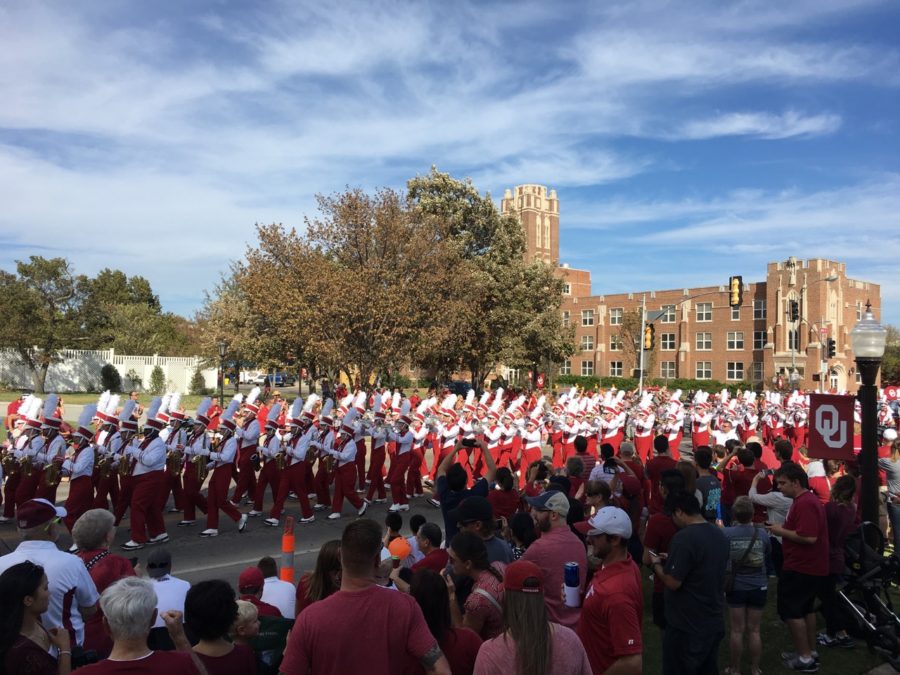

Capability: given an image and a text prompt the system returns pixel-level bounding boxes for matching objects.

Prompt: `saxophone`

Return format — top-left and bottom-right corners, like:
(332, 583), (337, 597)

(1, 450), (18, 476)
(44, 459), (61, 487)
(166, 441), (184, 476)
(192, 454), (209, 483)
(21, 455), (33, 477)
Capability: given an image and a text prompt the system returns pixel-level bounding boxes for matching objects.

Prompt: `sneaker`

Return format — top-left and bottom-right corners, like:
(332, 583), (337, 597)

(238, 514), (248, 532)
(358, 501), (369, 517)
(300, 515), (315, 524)
(313, 504), (328, 512)
(781, 651), (819, 663)
(413, 492), (424, 498)
(199, 529), (219, 537)
(228, 500), (240, 508)
(177, 520), (195, 527)
(373, 498), (387, 504)
(784, 656), (818, 672)
(248, 510), (263, 517)
(306, 493), (316, 499)
(149, 533), (169, 544)
(389, 503), (410, 512)
(166, 507), (180, 513)
(121, 540), (144, 551)
(817, 632), (855, 648)
(68, 544), (79, 553)
(263, 518), (280, 527)
(0, 516), (12, 524)
(243, 498), (254, 505)
(328, 512), (341, 520)
(427, 498), (441, 508)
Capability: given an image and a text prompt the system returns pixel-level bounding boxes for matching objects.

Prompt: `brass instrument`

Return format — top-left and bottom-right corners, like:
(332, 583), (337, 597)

(44, 459), (61, 488)
(192, 454), (209, 483)
(1, 450), (19, 477)
(118, 450), (133, 477)
(21, 455), (33, 477)
(166, 448), (184, 476)
(96, 454), (112, 479)
(274, 451), (286, 470)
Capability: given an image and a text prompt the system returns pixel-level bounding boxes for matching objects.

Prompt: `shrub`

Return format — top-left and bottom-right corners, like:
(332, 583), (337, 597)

(189, 367), (208, 395)
(100, 364), (122, 392)
(149, 365), (166, 395)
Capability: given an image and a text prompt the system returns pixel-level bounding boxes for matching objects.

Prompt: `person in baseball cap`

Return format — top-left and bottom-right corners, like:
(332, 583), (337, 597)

(574, 505), (633, 540)
(16, 498), (67, 531)
(237, 566), (282, 617)
(447, 496), (514, 564)
(524, 490), (570, 520)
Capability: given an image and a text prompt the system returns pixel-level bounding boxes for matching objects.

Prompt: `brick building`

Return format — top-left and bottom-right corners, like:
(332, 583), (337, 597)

(501, 185), (882, 392)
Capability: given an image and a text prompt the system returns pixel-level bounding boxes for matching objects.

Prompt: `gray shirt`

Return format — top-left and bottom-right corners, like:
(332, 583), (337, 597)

(723, 524), (771, 592)
(879, 457), (900, 495)
(484, 535), (514, 564)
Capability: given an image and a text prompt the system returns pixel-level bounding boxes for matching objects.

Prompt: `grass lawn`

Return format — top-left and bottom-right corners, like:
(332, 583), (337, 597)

(639, 572), (895, 674)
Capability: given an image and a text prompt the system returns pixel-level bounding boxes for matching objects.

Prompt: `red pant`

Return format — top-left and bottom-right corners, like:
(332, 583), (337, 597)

(331, 463), (364, 513)
(35, 467), (60, 503)
(93, 470), (119, 510)
(388, 452), (411, 505)
(158, 467), (184, 512)
(181, 462), (208, 522)
(253, 459), (281, 511)
(314, 461), (331, 506)
(114, 475), (134, 525)
(231, 446), (257, 503)
(271, 462), (312, 520)
(15, 471), (41, 506)
(366, 445), (387, 500)
(208, 465), (241, 529)
(130, 471), (166, 543)
(519, 448), (542, 489)
(692, 431), (710, 451)
(406, 446), (424, 496)
(355, 439), (367, 490)
(634, 435), (653, 463)
(64, 476), (94, 532)
(3, 474), (20, 517)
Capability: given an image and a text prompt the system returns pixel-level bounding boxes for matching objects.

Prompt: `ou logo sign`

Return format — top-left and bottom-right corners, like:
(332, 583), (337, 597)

(808, 394), (854, 460)
(815, 405), (847, 448)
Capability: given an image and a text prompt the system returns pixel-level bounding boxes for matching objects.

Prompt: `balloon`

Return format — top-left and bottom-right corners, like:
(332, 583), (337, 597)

(388, 536), (411, 560)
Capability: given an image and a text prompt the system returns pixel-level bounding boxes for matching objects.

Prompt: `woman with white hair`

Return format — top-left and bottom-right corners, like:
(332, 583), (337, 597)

(72, 509), (136, 658)
(75, 577), (201, 674)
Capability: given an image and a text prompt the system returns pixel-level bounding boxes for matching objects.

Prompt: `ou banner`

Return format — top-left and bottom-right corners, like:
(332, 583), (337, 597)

(808, 394), (855, 460)
(885, 385), (899, 401)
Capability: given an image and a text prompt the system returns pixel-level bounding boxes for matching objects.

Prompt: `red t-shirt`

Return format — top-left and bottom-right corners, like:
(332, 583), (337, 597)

(77, 550), (136, 656)
(77, 651), (201, 674)
(403, 627), (481, 675)
(196, 643), (257, 675)
(783, 490), (830, 576)
(646, 455), (677, 514)
(411, 549), (450, 574)
(521, 527), (588, 630)
(643, 513), (678, 593)
(488, 489), (521, 521)
(5, 399), (22, 429)
(808, 476), (831, 503)
(576, 557), (643, 675)
(240, 594), (282, 617)
(726, 461), (771, 522)
(207, 404), (222, 431)
(281, 584), (437, 675)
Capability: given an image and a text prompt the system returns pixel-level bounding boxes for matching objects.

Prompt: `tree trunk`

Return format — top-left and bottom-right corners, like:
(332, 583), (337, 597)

(32, 363), (49, 394)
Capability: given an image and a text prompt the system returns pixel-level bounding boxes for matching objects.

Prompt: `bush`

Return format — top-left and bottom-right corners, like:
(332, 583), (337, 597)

(100, 364), (122, 392)
(189, 367), (208, 395)
(149, 365), (166, 395)
(554, 374), (757, 395)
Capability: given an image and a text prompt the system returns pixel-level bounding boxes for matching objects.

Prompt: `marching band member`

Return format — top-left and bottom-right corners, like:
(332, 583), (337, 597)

(179, 397), (212, 527)
(690, 391), (711, 450)
(201, 394), (249, 537)
(7, 396), (42, 512)
(311, 399), (335, 510)
(160, 393), (187, 515)
(457, 391), (478, 482)
(353, 393), (369, 492)
(121, 397), (170, 551)
(62, 404), (97, 534)
(230, 386), (261, 506)
(36, 395), (67, 502)
(92, 393), (122, 510)
(250, 402), (284, 517)
(365, 393), (389, 503)
(320, 407), (368, 520)
(483, 390), (505, 467)
(662, 390), (684, 460)
(266, 396), (317, 526)
(387, 400), (415, 512)
(519, 398), (545, 489)
(739, 391), (759, 444)
(631, 393), (655, 463)
(405, 398), (433, 499)
(430, 395), (459, 482)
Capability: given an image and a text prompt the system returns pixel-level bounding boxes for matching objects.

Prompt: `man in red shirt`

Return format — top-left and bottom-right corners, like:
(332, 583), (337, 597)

(646, 435), (678, 514)
(768, 463), (829, 673)
(411, 523), (449, 573)
(237, 567), (282, 617)
(281, 519), (451, 675)
(575, 506), (643, 674)
(4, 392), (27, 438)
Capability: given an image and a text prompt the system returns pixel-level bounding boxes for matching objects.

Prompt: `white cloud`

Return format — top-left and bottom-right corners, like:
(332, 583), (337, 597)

(674, 110), (842, 140)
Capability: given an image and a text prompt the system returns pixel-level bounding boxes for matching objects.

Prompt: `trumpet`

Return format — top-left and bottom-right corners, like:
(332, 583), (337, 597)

(471, 421), (484, 435)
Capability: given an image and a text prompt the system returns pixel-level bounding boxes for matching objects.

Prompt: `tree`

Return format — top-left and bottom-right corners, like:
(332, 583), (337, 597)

(0, 256), (86, 392)
(149, 365), (166, 395)
(883, 324), (900, 385)
(100, 364), (122, 392)
(189, 367), (208, 395)
(618, 309), (657, 377)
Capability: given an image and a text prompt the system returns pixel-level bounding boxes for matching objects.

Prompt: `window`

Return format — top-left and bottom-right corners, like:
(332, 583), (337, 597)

(581, 360), (594, 376)
(788, 328), (799, 351)
(753, 330), (766, 350)
(754, 299), (766, 320)
(609, 308), (623, 325)
(562, 282), (570, 295)
(696, 332), (712, 351)
(660, 361), (676, 379)
(536, 221), (542, 248)
(731, 305), (740, 321)
(581, 335), (594, 351)
(856, 301), (862, 321)
(581, 310), (594, 326)
(696, 361), (712, 380)
(610, 335), (622, 351)
(751, 362), (763, 381)
(562, 310), (570, 328)
(696, 302), (712, 322)
(727, 362), (744, 380)
(727, 331), (744, 350)
(559, 360), (571, 375)
(609, 361), (622, 377)
(661, 333), (676, 351)
(661, 304), (676, 323)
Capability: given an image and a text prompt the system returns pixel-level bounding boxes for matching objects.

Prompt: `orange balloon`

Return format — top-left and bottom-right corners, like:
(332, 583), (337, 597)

(388, 537), (412, 559)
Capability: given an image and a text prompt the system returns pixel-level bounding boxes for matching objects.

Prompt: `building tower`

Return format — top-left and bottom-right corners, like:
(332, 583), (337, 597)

(500, 184), (559, 265)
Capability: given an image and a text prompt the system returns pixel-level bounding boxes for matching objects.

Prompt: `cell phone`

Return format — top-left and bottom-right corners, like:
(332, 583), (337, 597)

(462, 438), (476, 448)
(647, 549), (659, 557)
(764, 469), (775, 477)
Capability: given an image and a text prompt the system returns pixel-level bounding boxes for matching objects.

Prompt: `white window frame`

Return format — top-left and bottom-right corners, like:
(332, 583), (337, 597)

(660, 361), (676, 379)
(559, 360), (571, 375)
(609, 307), (623, 325)
(788, 328), (800, 351)
(751, 362), (763, 382)
(581, 309), (594, 327)
(661, 333), (676, 351)
(562, 310), (570, 328)
(609, 335), (621, 351)
(696, 302), (712, 322)
(660, 304), (676, 323)
(581, 360), (594, 376)
(562, 282), (570, 295)
(696, 361), (712, 380)
(727, 331), (744, 350)
(581, 334), (595, 351)
(727, 362), (744, 381)
(753, 299), (766, 320)
(696, 332), (712, 351)
(609, 361), (622, 377)
(753, 330), (766, 350)
(731, 305), (741, 321)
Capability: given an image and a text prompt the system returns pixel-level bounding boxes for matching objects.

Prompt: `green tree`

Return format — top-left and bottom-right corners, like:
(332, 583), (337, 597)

(883, 324), (900, 385)
(100, 364), (122, 392)
(0, 256), (86, 393)
(149, 365), (166, 395)
(189, 367), (208, 395)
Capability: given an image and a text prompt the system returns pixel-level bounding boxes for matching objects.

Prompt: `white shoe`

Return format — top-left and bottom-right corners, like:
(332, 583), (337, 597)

(177, 520), (195, 527)
(328, 512), (341, 520)
(248, 510), (263, 517)
(389, 503), (410, 512)
(263, 518), (280, 527)
(166, 507), (180, 513)
(358, 501), (369, 517)
(228, 500), (240, 508)
(413, 492), (424, 498)
(307, 493), (316, 499)
(149, 533), (169, 544)
(427, 498), (441, 508)
(313, 504), (327, 511)
(121, 540), (144, 550)
(200, 529), (219, 537)
(300, 515), (315, 524)
(68, 544), (79, 553)
(238, 514), (248, 532)
(0, 516), (12, 524)
(373, 498), (387, 504)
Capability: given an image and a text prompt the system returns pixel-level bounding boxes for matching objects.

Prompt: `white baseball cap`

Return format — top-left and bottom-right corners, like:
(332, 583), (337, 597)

(574, 506), (632, 539)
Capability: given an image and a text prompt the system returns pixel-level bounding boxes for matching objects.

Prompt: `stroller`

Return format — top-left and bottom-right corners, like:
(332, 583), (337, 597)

(838, 521), (900, 670)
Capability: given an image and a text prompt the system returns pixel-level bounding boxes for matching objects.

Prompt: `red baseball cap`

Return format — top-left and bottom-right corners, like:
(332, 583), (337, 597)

(17, 498), (66, 529)
(238, 566), (264, 590)
(504, 560), (544, 594)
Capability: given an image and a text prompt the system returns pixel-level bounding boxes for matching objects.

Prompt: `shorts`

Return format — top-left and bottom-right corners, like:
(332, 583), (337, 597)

(726, 586), (768, 609)
(778, 570), (826, 620)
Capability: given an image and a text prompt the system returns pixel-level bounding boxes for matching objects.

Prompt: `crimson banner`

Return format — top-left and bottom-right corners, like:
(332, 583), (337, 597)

(807, 393), (855, 460)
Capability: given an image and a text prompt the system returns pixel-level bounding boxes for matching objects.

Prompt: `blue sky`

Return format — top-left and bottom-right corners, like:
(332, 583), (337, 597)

(1, 1), (898, 323)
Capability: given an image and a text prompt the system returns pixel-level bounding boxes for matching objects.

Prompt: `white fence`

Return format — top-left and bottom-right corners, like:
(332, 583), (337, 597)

(0, 348), (218, 393)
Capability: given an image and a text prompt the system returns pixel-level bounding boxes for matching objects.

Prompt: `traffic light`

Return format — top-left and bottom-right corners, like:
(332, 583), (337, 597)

(729, 276), (743, 307)
(643, 323), (655, 350)
(826, 338), (836, 359)
(789, 300), (799, 322)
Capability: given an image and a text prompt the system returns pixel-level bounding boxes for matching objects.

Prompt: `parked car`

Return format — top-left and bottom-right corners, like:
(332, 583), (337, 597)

(443, 380), (472, 397)
(272, 373), (296, 387)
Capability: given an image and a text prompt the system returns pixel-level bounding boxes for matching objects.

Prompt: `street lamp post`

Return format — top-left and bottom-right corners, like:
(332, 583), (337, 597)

(850, 302), (887, 525)
(217, 340), (227, 407)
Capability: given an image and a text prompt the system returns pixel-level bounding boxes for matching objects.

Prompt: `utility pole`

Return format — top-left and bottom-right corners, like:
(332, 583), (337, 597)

(638, 294), (646, 393)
